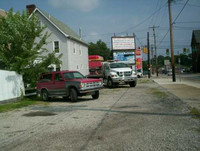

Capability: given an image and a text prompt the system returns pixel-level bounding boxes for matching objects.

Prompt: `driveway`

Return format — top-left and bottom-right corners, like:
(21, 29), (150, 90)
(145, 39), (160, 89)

(0, 79), (199, 151)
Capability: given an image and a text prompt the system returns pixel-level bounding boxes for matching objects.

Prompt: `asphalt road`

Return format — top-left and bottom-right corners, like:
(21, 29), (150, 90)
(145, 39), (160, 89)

(0, 79), (199, 151)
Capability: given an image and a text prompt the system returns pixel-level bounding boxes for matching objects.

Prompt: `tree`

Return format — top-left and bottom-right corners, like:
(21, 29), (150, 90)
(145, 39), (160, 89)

(88, 40), (111, 61)
(0, 9), (62, 87)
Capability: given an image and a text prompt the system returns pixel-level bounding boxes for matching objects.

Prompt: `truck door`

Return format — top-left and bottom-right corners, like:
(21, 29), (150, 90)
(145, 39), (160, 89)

(104, 64), (110, 78)
(51, 73), (66, 95)
(37, 74), (54, 92)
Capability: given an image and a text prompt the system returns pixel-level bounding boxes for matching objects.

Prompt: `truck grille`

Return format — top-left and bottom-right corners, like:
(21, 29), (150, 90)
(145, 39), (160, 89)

(124, 71), (132, 76)
(117, 71), (132, 77)
(85, 82), (101, 88)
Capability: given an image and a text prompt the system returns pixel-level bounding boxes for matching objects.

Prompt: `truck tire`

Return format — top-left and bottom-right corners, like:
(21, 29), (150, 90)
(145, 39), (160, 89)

(129, 81), (137, 87)
(70, 88), (78, 102)
(107, 78), (114, 88)
(92, 91), (99, 99)
(41, 89), (49, 101)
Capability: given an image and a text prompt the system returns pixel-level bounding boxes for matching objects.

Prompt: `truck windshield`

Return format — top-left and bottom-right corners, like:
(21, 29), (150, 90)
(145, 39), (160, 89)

(63, 72), (84, 80)
(110, 63), (128, 68)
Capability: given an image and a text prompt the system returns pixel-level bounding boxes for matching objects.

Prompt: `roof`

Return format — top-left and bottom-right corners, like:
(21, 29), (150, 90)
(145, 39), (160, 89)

(89, 55), (104, 61)
(191, 30), (200, 45)
(0, 9), (7, 18)
(33, 8), (88, 46)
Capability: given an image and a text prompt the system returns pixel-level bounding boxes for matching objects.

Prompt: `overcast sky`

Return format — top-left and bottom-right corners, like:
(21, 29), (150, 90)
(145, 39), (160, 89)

(0, 0), (200, 57)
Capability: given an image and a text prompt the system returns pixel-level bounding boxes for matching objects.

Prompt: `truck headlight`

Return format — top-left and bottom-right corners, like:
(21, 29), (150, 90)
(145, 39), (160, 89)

(80, 83), (86, 88)
(110, 72), (118, 77)
(132, 71), (137, 76)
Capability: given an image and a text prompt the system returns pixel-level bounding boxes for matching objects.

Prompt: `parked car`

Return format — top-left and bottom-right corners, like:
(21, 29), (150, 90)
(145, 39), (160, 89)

(167, 69), (172, 76)
(36, 70), (103, 102)
(137, 69), (143, 78)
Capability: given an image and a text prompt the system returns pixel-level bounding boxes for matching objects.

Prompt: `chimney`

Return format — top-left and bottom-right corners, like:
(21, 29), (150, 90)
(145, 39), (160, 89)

(26, 4), (36, 15)
(79, 27), (82, 40)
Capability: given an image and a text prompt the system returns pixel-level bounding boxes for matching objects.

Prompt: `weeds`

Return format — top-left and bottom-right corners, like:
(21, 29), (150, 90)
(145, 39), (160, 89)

(0, 97), (49, 113)
(190, 107), (200, 119)
(150, 88), (167, 98)
(138, 79), (150, 84)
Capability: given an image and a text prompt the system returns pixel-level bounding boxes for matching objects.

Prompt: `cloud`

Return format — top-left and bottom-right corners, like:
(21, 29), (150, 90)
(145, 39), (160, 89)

(49, 0), (99, 12)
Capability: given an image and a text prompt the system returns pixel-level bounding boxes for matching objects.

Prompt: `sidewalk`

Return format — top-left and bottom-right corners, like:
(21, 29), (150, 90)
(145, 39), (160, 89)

(152, 74), (200, 111)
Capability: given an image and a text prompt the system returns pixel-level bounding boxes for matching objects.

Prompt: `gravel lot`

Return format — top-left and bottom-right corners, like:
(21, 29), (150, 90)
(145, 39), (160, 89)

(0, 79), (199, 151)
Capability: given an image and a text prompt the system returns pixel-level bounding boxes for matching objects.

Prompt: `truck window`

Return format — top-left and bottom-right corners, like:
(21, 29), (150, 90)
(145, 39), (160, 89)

(39, 74), (52, 83)
(110, 63), (128, 68)
(55, 73), (63, 81)
(63, 72), (84, 80)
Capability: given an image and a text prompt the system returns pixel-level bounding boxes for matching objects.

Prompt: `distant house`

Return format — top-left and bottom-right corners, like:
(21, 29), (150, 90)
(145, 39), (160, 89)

(26, 5), (89, 75)
(191, 30), (200, 73)
(0, 9), (7, 18)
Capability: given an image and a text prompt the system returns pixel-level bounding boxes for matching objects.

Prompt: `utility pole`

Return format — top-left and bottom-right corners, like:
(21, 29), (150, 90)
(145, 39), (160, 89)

(149, 25), (159, 77)
(147, 32), (150, 78)
(151, 44), (154, 74)
(168, 0), (176, 82)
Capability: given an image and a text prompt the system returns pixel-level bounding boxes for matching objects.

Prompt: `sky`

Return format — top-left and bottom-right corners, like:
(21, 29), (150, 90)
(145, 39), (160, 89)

(0, 0), (200, 57)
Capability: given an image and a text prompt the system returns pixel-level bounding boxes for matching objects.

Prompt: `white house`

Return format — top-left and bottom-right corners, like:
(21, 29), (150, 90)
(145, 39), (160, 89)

(27, 5), (89, 76)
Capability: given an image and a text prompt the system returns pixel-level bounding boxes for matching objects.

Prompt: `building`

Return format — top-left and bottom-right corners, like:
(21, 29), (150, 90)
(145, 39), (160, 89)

(27, 5), (89, 75)
(0, 9), (7, 18)
(191, 30), (200, 73)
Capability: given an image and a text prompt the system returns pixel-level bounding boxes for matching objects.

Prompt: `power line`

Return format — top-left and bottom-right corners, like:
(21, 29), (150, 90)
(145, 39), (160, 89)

(118, 2), (167, 34)
(176, 2), (200, 7)
(83, 1), (167, 38)
(175, 21), (200, 23)
(157, 0), (190, 47)
(135, 36), (144, 46)
(173, 0), (190, 24)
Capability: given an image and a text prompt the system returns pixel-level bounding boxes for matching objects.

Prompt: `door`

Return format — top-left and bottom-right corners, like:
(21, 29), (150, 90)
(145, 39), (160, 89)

(51, 73), (66, 95)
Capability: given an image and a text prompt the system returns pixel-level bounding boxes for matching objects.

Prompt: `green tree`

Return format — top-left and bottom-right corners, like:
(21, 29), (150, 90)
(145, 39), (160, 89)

(0, 9), (62, 87)
(88, 40), (111, 60)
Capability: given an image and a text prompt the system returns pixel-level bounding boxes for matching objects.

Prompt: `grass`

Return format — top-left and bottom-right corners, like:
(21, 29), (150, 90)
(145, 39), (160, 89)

(190, 107), (200, 119)
(138, 78), (150, 84)
(0, 96), (49, 113)
(150, 88), (167, 98)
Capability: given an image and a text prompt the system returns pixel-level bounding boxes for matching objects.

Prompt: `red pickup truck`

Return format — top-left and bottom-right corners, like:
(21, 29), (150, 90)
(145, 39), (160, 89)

(36, 70), (103, 102)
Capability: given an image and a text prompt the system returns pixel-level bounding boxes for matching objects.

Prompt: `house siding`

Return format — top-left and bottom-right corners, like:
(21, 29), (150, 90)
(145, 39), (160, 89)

(68, 39), (89, 76)
(34, 10), (89, 75)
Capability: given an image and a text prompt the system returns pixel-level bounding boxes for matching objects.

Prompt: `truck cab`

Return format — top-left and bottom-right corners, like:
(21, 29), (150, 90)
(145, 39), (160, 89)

(36, 70), (103, 102)
(102, 61), (137, 88)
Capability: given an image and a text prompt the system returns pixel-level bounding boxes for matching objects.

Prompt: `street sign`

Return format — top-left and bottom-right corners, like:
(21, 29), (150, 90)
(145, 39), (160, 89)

(164, 60), (170, 66)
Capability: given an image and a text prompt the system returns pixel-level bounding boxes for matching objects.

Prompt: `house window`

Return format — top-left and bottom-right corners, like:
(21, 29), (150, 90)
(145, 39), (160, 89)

(73, 43), (76, 54)
(79, 45), (82, 55)
(54, 41), (59, 53)
(37, 20), (42, 28)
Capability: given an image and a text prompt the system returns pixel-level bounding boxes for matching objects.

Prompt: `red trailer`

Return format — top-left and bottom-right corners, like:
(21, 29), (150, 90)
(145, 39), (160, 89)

(88, 55), (104, 78)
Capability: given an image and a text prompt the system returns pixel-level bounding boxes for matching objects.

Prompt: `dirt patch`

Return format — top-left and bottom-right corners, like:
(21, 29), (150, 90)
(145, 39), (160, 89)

(23, 111), (57, 117)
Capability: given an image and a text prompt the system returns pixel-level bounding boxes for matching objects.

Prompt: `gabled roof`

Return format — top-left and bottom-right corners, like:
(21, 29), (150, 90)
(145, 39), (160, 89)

(32, 8), (88, 46)
(0, 9), (7, 18)
(191, 30), (200, 45)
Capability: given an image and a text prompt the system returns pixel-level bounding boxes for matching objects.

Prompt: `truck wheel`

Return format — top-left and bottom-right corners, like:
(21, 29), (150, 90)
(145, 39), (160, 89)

(92, 91), (99, 99)
(70, 88), (78, 102)
(41, 90), (49, 101)
(129, 81), (137, 87)
(107, 78), (114, 88)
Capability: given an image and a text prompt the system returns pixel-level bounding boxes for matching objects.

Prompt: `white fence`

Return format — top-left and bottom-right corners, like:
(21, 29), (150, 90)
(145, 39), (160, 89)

(0, 70), (25, 102)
